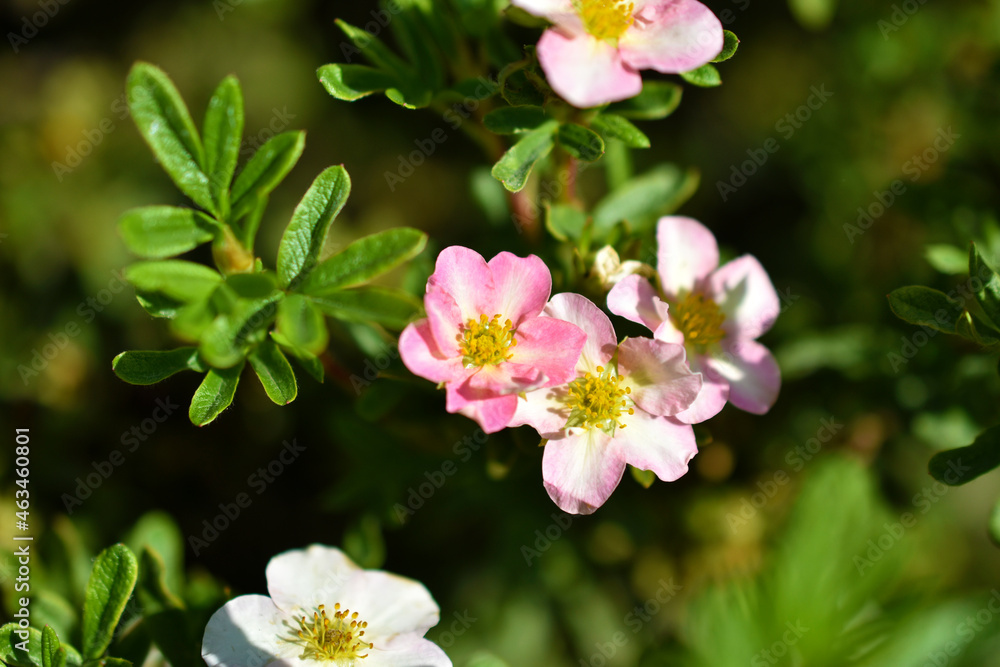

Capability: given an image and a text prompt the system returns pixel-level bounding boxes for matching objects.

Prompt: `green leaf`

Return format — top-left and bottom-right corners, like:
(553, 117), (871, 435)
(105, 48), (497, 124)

(680, 64), (722, 87)
(134, 291), (184, 319)
(127, 63), (212, 212)
(630, 466), (656, 489)
(248, 338), (298, 405)
(925, 244), (968, 275)
(545, 203), (587, 242)
(82, 544), (139, 661)
(317, 63), (400, 102)
(606, 82), (682, 120)
(886, 286), (959, 334)
(189, 362), (244, 426)
(41, 627), (65, 667)
(789, 0), (837, 30)
(98, 659), (132, 667)
(277, 166), (352, 289)
(277, 294), (329, 355)
(592, 164), (699, 234)
(591, 114), (650, 149)
(170, 298), (218, 342)
(557, 123), (605, 162)
(491, 121), (559, 192)
(199, 292), (283, 368)
(230, 131), (305, 221)
(990, 496), (1000, 546)
(335, 19), (430, 108)
(483, 105), (549, 134)
(929, 424), (1000, 486)
(202, 76), (244, 215)
(954, 311), (1000, 346)
(271, 332), (325, 383)
(310, 287), (422, 330)
(127, 513), (185, 600)
(388, 0), (445, 90)
(136, 548), (184, 615)
(125, 261), (222, 303)
(118, 206), (218, 259)
(226, 272), (279, 300)
(1, 624), (42, 667)
(300, 227), (427, 295)
(712, 30), (740, 62)
(499, 67), (547, 107)
(970, 243), (1000, 330)
(112, 348), (206, 385)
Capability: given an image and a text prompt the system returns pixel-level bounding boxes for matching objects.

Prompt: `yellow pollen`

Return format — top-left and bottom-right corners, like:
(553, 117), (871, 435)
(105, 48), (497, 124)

(285, 603), (373, 662)
(578, 0), (635, 41)
(459, 314), (517, 368)
(564, 365), (633, 435)
(672, 292), (726, 351)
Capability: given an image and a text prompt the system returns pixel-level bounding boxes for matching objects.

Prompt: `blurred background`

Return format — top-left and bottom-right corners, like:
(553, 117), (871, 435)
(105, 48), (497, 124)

(3, 0), (1000, 665)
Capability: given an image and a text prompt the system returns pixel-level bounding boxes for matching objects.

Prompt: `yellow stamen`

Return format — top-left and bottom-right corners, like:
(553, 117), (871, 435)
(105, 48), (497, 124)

(564, 365), (632, 435)
(672, 292), (726, 351)
(284, 603), (374, 661)
(459, 314), (517, 368)
(578, 0), (635, 41)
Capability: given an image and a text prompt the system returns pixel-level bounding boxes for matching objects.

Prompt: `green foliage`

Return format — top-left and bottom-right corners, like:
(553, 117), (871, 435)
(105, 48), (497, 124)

(606, 82), (683, 120)
(491, 120), (558, 192)
(713, 30), (740, 63)
(680, 64), (722, 88)
(887, 286), (959, 334)
(82, 545), (138, 660)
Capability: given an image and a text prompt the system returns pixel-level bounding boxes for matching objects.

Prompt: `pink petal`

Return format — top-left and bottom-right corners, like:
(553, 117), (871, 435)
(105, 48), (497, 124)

(464, 362), (546, 395)
(542, 429), (626, 514)
(709, 255), (780, 340)
(619, 0), (724, 73)
(510, 386), (571, 438)
(542, 293), (617, 371)
(656, 216), (718, 298)
(674, 356), (729, 423)
(510, 315), (586, 387)
(705, 339), (780, 414)
(446, 385), (518, 433)
(266, 545), (360, 613)
(424, 289), (463, 357)
(618, 337), (701, 417)
(398, 320), (465, 384)
(652, 317), (685, 345)
(202, 594), (302, 667)
(426, 246), (494, 323)
(612, 410), (697, 482)
(606, 274), (670, 333)
(487, 252), (553, 326)
(537, 29), (643, 108)
(364, 635), (452, 667)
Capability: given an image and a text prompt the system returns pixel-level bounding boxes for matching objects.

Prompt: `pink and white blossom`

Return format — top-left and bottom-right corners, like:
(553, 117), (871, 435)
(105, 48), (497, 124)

(511, 293), (702, 514)
(400, 246), (586, 433)
(510, 0), (724, 108)
(607, 216), (781, 423)
(201, 545), (450, 667)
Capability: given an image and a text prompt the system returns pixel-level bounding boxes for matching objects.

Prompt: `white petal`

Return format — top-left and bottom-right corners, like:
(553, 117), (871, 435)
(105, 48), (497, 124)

(201, 595), (304, 667)
(336, 570), (441, 640)
(364, 635), (453, 667)
(542, 429), (626, 514)
(266, 545), (361, 614)
(613, 410), (697, 482)
(510, 386), (571, 439)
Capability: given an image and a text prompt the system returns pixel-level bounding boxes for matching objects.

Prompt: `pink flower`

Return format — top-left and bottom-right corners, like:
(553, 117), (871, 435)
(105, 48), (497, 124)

(510, 0), (724, 108)
(511, 293), (702, 514)
(607, 216), (781, 423)
(400, 246), (586, 433)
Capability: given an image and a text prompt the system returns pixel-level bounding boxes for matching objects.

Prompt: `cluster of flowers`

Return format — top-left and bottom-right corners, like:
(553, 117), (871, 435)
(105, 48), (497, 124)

(401, 217), (781, 515)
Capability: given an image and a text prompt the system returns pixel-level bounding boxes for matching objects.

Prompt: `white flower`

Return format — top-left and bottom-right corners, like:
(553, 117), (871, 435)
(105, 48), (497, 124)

(201, 545), (451, 667)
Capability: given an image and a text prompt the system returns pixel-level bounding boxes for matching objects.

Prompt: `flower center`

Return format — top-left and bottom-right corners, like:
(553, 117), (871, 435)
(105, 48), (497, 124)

(287, 604), (373, 662)
(460, 314), (517, 367)
(564, 365), (633, 435)
(671, 292), (726, 351)
(578, 0), (635, 41)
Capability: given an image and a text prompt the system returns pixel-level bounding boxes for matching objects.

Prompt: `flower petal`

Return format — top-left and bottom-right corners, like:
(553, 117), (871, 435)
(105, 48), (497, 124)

(267, 545), (361, 614)
(201, 594), (302, 667)
(705, 339), (780, 414)
(487, 252), (553, 326)
(606, 274), (670, 333)
(510, 386), (571, 438)
(334, 570), (441, 640)
(618, 337), (701, 417)
(364, 635), (452, 667)
(674, 356), (729, 424)
(426, 246), (494, 323)
(542, 429), (625, 514)
(537, 29), (643, 108)
(543, 293), (617, 372)
(510, 316), (586, 387)
(509, 0), (580, 27)
(446, 385), (519, 433)
(424, 289), (464, 358)
(399, 320), (465, 384)
(655, 216), (718, 297)
(613, 410), (697, 482)
(463, 362), (546, 395)
(709, 255), (780, 340)
(619, 0), (724, 73)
